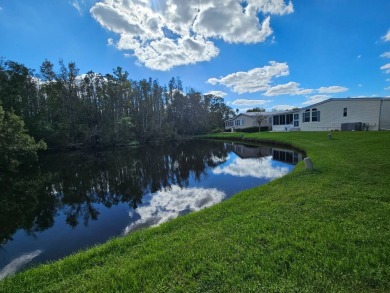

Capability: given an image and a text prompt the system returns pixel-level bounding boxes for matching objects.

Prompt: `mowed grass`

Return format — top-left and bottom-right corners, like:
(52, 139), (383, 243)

(1, 131), (389, 292)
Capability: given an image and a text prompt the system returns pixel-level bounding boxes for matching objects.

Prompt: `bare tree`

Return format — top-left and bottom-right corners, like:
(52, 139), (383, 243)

(254, 112), (268, 132)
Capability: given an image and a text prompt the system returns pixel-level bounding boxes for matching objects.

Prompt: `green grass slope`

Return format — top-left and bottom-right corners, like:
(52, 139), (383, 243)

(1, 132), (389, 292)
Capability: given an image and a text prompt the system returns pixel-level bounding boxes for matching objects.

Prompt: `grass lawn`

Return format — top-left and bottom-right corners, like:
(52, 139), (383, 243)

(1, 131), (389, 292)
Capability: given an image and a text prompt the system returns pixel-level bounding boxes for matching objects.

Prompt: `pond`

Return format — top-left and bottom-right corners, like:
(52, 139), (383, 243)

(0, 140), (303, 279)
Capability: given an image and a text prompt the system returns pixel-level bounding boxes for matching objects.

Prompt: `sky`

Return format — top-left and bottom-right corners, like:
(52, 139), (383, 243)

(1, 0), (390, 112)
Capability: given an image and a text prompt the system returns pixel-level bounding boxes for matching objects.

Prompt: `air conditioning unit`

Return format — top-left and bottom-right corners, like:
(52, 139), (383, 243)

(341, 122), (363, 131)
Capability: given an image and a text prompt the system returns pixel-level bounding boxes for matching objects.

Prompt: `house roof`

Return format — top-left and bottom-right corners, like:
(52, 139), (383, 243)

(268, 110), (299, 115)
(301, 97), (390, 110)
(241, 112), (273, 117)
(225, 111), (273, 122)
(225, 110), (299, 122)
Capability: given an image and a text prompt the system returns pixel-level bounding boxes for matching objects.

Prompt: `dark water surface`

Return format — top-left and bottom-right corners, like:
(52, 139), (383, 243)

(0, 140), (303, 279)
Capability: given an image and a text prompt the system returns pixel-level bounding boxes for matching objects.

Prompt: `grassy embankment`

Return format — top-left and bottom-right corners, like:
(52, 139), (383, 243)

(1, 132), (389, 292)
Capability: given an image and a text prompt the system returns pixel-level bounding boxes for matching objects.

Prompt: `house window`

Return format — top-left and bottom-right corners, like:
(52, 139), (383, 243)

(280, 115), (286, 125)
(241, 119), (245, 125)
(269, 117), (272, 124)
(294, 114), (299, 120)
(286, 114), (293, 124)
(273, 114), (294, 125)
(343, 107), (347, 117)
(273, 115), (280, 125)
(303, 109), (310, 122)
(235, 120), (241, 126)
(311, 108), (320, 122)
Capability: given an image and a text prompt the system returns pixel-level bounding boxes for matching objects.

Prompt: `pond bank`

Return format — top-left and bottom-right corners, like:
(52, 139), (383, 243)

(1, 139), (300, 278)
(1, 132), (390, 292)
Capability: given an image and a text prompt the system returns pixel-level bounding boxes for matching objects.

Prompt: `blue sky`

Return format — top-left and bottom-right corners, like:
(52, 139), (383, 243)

(1, 0), (390, 112)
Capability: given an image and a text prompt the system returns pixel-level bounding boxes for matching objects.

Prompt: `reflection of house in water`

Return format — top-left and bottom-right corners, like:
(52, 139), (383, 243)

(224, 142), (272, 159)
(224, 143), (303, 164)
(272, 148), (303, 165)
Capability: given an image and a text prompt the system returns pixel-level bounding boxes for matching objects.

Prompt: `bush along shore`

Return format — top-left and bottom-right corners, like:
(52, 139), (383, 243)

(1, 131), (389, 292)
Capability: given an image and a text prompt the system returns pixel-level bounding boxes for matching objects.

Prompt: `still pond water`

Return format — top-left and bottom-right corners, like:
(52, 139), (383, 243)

(0, 140), (303, 279)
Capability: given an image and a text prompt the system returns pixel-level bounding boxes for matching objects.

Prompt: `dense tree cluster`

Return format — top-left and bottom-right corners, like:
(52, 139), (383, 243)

(0, 105), (46, 170)
(0, 58), (234, 149)
(246, 107), (265, 112)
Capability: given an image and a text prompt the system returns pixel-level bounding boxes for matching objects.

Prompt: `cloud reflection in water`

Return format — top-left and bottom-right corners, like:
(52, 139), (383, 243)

(0, 249), (43, 280)
(123, 186), (226, 234)
(210, 154), (229, 164)
(212, 156), (289, 180)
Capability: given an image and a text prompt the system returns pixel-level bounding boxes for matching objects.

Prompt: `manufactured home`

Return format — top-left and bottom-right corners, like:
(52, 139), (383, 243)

(277, 98), (390, 131)
(225, 98), (390, 132)
(224, 112), (273, 132)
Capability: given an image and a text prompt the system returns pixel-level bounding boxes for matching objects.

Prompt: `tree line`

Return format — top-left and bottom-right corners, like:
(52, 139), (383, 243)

(0, 58), (234, 150)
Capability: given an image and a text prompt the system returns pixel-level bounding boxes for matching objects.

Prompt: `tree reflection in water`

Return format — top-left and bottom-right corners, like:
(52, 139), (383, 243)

(0, 169), (56, 245)
(1, 140), (304, 279)
(0, 140), (229, 245)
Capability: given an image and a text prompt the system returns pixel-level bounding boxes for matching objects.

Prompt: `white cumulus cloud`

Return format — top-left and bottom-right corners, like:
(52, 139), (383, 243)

(271, 104), (297, 111)
(206, 63), (349, 98)
(380, 52), (390, 58)
(302, 95), (330, 106)
(204, 90), (228, 97)
(107, 38), (114, 46)
(207, 61), (289, 93)
(317, 86), (349, 94)
(383, 29), (390, 42)
(232, 99), (271, 106)
(247, 0), (294, 15)
(264, 82), (313, 96)
(90, 0), (294, 70)
(192, 3), (272, 44)
(381, 63), (390, 74)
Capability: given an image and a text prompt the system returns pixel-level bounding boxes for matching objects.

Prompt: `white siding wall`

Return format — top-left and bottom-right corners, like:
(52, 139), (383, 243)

(300, 100), (382, 131)
(224, 115), (254, 131)
(236, 115), (256, 129)
(252, 115), (273, 128)
(380, 100), (390, 130)
(225, 120), (234, 131)
(225, 114), (272, 131)
(272, 125), (289, 132)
